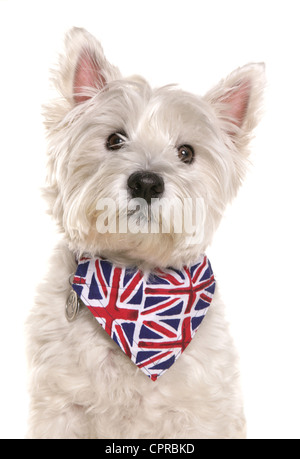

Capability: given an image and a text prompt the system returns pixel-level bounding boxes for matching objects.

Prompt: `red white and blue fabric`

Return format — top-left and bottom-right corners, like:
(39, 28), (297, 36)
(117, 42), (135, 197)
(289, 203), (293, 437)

(72, 255), (215, 381)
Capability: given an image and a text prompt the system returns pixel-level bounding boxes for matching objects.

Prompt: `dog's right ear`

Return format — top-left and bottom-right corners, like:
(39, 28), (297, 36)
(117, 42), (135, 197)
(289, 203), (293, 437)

(54, 27), (121, 106)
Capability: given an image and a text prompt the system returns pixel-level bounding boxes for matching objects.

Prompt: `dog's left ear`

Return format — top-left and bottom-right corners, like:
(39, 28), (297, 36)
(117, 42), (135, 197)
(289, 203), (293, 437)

(204, 63), (265, 144)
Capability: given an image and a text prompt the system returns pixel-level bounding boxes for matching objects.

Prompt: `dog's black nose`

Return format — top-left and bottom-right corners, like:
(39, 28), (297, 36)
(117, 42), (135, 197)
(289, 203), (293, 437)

(127, 171), (164, 204)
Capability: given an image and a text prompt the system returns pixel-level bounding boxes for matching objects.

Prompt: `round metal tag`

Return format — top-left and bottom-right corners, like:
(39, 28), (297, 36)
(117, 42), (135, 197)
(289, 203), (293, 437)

(65, 290), (80, 322)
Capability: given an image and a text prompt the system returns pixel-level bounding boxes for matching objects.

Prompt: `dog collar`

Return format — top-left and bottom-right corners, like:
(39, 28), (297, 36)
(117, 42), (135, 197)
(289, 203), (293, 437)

(69, 255), (215, 381)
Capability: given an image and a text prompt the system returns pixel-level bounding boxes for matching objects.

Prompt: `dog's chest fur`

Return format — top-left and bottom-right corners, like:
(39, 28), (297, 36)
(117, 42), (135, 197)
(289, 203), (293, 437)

(27, 242), (246, 439)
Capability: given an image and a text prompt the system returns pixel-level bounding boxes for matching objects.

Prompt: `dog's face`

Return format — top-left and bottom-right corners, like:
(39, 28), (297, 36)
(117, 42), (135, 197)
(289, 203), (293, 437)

(44, 28), (264, 269)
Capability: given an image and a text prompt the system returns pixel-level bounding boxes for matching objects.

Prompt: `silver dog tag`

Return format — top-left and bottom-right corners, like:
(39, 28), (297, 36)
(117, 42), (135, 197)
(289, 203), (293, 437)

(65, 290), (80, 322)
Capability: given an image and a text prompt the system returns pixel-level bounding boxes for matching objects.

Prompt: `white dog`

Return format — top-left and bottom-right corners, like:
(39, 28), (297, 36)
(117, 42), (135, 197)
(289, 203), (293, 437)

(26, 28), (264, 439)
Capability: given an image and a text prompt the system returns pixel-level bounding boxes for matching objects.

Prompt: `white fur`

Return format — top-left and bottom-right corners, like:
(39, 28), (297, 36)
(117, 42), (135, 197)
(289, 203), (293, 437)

(26, 27), (265, 438)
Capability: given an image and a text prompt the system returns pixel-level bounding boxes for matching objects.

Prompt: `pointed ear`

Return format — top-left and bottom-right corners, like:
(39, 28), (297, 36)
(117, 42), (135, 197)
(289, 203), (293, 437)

(54, 27), (121, 105)
(73, 48), (106, 104)
(204, 63), (265, 141)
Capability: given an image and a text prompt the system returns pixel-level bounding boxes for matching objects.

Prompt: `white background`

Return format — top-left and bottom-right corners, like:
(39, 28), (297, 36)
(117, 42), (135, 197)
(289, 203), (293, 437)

(0, 0), (299, 439)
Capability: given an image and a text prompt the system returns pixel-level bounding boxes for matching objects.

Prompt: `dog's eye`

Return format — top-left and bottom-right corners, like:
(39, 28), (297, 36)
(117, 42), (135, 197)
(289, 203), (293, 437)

(106, 132), (127, 151)
(177, 145), (194, 164)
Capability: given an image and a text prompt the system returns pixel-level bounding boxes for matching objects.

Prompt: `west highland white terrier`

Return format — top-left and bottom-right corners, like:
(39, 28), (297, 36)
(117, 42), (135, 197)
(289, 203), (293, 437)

(27, 27), (265, 439)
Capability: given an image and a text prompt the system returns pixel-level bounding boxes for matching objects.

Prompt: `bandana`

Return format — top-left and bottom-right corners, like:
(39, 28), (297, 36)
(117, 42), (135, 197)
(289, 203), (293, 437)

(71, 255), (215, 381)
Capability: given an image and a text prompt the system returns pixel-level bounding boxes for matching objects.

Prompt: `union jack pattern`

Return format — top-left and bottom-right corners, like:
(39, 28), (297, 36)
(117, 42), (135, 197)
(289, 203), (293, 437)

(72, 255), (215, 381)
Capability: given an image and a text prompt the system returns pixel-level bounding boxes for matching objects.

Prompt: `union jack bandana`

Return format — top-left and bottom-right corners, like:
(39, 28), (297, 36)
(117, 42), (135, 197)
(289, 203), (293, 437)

(71, 255), (215, 381)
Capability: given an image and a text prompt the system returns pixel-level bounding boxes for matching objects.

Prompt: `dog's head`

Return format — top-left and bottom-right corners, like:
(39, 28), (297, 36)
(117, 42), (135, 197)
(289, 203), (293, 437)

(44, 28), (264, 269)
